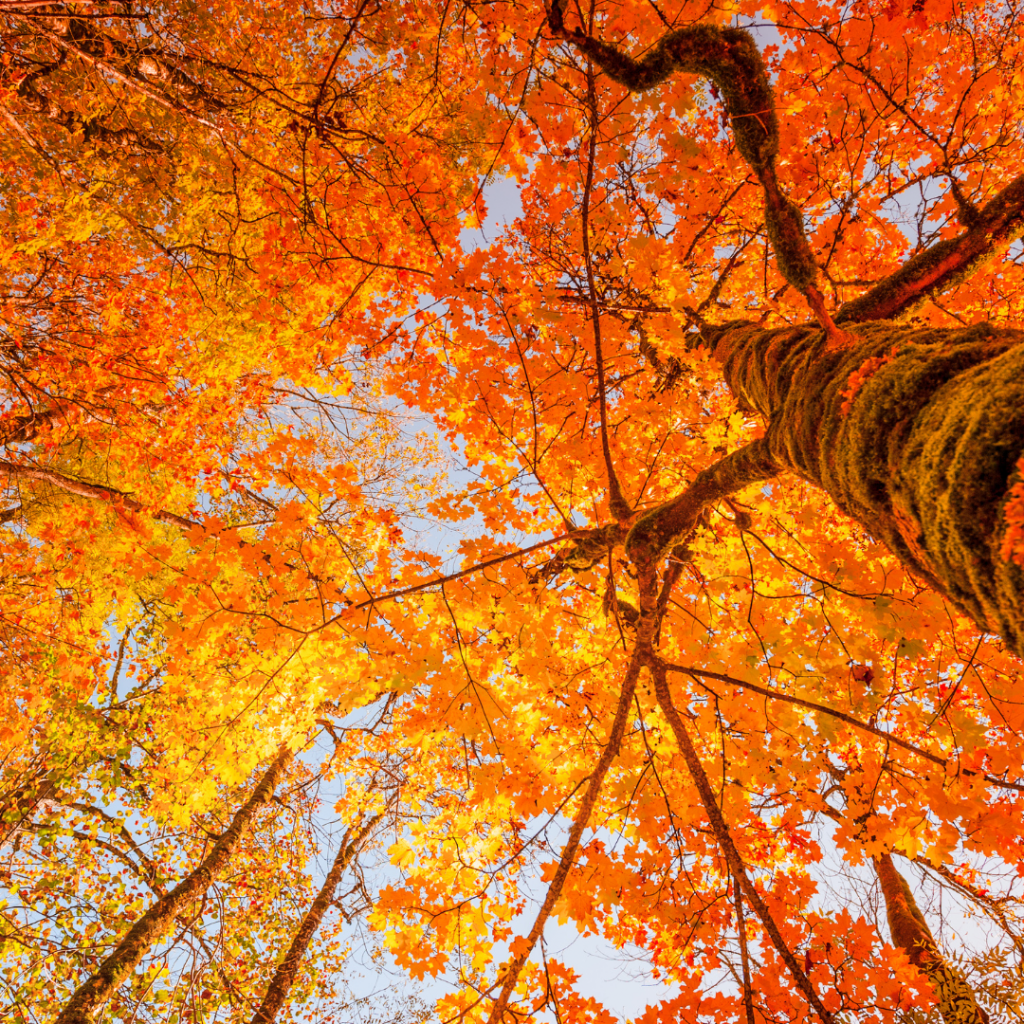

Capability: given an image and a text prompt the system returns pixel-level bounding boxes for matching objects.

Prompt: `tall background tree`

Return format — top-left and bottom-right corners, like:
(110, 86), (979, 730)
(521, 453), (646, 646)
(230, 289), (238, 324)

(2, 0), (1024, 1021)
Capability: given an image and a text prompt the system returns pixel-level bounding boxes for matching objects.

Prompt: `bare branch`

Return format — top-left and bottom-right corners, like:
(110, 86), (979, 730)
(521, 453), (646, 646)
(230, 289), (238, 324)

(581, 64), (631, 521)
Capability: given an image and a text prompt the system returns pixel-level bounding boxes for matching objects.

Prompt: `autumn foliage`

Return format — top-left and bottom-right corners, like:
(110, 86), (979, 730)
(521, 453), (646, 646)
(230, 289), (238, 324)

(1, 0), (1024, 1022)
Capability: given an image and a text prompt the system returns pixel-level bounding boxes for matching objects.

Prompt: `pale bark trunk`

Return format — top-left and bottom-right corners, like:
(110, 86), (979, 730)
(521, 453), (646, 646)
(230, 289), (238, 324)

(54, 746), (291, 1024)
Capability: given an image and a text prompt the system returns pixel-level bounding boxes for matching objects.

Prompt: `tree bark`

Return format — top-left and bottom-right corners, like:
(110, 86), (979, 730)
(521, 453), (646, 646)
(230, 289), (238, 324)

(54, 746), (291, 1024)
(651, 660), (835, 1024)
(249, 812), (380, 1024)
(874, 853), (988, 1024)
(701, 319), (1024, 657)
(836, 175), (1024, 324)
(547, 8), (1024, 659)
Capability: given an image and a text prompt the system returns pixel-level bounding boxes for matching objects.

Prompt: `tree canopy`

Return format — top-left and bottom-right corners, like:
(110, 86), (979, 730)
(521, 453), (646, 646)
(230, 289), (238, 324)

(2, 0), (1024, 1022)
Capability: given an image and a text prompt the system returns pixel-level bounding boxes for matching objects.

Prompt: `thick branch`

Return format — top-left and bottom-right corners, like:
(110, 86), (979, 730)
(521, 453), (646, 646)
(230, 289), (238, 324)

(28, 20), (223, 134)
(625, 437), (779, 564)
(19, 9), (221, 111)
(16, 73), (162, 152)
(54, 746), (291, 1024)
(0, 405), (66, 448)
(0, 768), (59, 849)
(0, 459), (197, 529)
(838, 175), (1024, 323)
(549, 4), (840, 336)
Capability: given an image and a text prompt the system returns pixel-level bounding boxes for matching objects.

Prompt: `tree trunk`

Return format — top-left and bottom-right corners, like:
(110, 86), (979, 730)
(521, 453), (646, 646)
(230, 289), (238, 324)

(703, 319), (1024, 657)
(249, 813), (380, 1024)
(873, 853), (988, 1024)
(54, 746), (291, 1024)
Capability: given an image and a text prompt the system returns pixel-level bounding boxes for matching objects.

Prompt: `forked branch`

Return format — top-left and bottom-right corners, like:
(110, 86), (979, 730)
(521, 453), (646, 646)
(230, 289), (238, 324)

(650, 661), (835, 1024)
(625, 437), (779, 564)
(549, 5), (1024, 334)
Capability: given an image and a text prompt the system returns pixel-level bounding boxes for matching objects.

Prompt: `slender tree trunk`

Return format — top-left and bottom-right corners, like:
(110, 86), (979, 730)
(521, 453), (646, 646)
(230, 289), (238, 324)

(702, 319), (1024, 657)
(873, 853), (988, 1024)
(651, 660), (835, 1024)
(54, 746), (292, 1024)
(249, 812), (380, 1024)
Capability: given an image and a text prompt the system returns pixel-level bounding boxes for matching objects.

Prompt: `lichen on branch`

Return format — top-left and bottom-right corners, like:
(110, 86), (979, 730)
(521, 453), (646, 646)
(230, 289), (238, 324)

(625, 437), (779, 565)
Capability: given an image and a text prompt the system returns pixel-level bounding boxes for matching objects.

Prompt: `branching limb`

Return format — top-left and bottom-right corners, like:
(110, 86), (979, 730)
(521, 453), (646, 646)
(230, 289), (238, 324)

(625, 437), (779, 564)
(836, 175), (1024, 323)
(548, 2), (845, 341)
(650, 660), (835, 1024)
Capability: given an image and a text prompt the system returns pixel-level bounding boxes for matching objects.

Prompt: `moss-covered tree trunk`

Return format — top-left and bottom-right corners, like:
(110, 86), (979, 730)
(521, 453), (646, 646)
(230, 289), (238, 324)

(703, 319), (1024, 657)
(874, 853), (989, 1024)
(549, 3), (1024, 659)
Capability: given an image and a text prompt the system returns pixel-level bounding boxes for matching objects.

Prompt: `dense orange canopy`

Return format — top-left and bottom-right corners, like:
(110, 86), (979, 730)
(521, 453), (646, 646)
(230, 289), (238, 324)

(1, 0), (1023, 1021)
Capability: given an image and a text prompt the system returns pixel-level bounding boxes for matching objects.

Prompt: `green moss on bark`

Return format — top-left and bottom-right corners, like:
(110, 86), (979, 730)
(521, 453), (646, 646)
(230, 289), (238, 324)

(708, 320), (1024, 655)
(568, 25), (821, 306)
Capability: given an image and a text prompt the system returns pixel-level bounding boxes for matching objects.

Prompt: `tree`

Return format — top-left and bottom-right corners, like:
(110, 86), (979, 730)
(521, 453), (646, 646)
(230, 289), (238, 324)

(2, 0), (1024, 1022)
